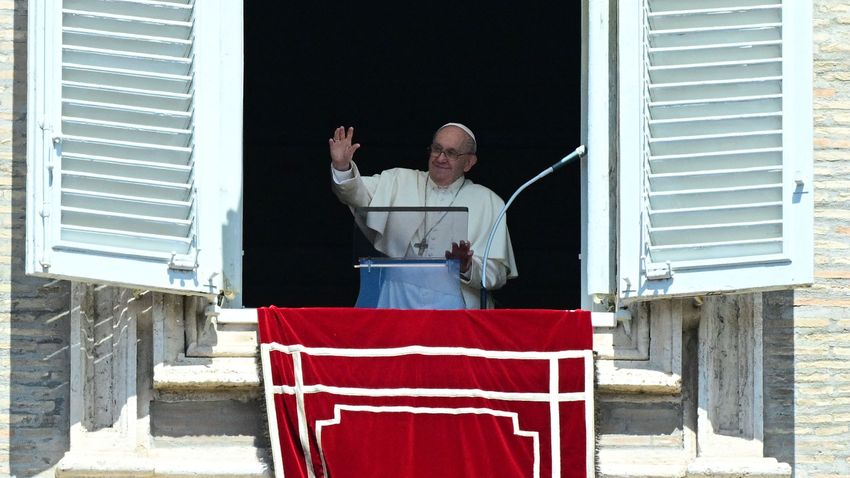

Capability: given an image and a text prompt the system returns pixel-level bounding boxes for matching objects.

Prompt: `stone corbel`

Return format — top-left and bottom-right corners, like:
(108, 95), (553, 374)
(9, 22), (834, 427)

(152, 294), (259, 392)
(596, 299), (685, 394)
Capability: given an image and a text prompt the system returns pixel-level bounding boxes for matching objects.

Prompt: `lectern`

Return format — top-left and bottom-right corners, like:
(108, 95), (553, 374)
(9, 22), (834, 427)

(352, 207), (468, 309)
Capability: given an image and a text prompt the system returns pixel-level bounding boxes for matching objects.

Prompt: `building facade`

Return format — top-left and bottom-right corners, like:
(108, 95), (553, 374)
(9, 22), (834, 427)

(0, 0), (848, 477)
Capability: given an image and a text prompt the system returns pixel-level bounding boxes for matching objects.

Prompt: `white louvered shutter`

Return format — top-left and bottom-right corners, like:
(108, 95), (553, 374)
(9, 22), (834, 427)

(617, 0), (812, 301)
(27, 0), (243, 297)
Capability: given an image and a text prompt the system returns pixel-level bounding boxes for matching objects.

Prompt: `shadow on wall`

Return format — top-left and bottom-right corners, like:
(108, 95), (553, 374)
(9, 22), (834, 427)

(8, 6), (72, 477)
(762, 290), (796, 470)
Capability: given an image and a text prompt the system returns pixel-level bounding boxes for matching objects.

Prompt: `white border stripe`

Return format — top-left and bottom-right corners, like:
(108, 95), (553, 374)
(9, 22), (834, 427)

(264, 343), (589, 360)
(314, 405), (542, 478)
(271, 384), (586, 402)
(550, 358), (561, 478)
(293, 352), (317, 478)
(260, 345), (285, 478)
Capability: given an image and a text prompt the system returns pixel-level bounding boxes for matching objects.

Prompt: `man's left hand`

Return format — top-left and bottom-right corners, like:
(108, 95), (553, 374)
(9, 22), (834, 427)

(446, 240), (473, 274)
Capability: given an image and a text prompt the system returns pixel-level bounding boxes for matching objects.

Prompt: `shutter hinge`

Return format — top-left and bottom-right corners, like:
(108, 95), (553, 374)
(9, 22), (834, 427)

(168, 249), (200, 271)
(39, 122), (58, 172)
(643, 258), (673, 281)
(39, 202), (50, 268)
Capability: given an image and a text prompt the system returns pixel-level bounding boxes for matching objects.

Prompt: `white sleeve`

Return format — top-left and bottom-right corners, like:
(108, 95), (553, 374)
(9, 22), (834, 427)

(331, 164), (356, 183)
(331, 161), (376, 208)
(460, 256), (509, 291)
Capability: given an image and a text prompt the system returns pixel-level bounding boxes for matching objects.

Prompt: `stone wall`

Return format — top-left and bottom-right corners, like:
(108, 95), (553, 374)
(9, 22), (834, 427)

(793, 1), (850, 475)
(0, 1), (72, 477)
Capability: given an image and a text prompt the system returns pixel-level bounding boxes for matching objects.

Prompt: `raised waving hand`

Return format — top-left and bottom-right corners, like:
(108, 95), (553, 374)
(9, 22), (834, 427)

(329, 126), (361, 171)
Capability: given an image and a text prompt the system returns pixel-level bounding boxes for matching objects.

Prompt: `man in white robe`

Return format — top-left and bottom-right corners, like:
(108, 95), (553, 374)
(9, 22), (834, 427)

(329, 123), (517, 309)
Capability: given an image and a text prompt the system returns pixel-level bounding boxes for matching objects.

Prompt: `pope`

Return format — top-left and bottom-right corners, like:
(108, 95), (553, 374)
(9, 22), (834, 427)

(329, 123), (517, 309)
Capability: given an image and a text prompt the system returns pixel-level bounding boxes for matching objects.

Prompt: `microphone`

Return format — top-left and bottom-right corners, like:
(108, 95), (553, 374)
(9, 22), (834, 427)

(479, 145), (587, 309)
(551, 145), (586, 172)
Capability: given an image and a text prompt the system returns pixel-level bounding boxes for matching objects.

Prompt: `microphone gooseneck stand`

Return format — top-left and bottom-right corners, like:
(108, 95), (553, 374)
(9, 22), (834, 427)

(479, 145), (587, 309)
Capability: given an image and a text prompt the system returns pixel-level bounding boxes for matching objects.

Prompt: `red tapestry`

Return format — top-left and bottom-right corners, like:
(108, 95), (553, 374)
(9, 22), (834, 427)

(258, 307), (594, 478)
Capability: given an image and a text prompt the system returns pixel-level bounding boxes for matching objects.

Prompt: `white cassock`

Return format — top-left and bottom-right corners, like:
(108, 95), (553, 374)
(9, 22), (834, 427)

(332, 161), (518, 309)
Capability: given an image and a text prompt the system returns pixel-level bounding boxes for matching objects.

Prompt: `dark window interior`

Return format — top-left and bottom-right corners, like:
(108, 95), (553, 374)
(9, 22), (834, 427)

(243, 2), (582, 309)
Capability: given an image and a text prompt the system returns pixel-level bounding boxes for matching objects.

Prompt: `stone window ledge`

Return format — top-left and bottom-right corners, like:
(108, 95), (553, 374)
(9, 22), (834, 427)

(153, 356), (260, 391)
(57, 447), (271, 478)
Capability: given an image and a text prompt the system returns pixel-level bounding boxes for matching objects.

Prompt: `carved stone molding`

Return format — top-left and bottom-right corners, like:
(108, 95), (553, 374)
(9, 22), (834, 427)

(58, 284), (270, 477)
(596, 300), (685, 393)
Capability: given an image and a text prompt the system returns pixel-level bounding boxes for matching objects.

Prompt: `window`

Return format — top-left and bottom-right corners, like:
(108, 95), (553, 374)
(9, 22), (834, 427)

(27, 0), (811, 308)
(27, 0), (243, 299)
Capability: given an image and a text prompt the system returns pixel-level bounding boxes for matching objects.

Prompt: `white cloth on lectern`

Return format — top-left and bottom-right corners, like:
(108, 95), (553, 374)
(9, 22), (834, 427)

(376, 263), (465, 310)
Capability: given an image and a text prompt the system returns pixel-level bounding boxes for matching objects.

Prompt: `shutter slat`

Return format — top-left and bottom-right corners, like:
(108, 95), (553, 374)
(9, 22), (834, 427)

(648, 6), (780, 31)
(61, 225), (192, 254)
(63, 153), (192, 182)
(62, 169), (192, 190)
(650, 77), (781, 102)
(649, 239), (783, 263)
(649, 42), (781, 66)
(649, 112), (782, 137)
(650, 95), (781, 120)
(650, 220), (782, 245)
(649, 60), (781, 84)
(650, 0), (779, 13)
(63, 135), (191, 156)
(63, 28), (191, 57)
(63, 83), (192, 111)
(65, 0), (193, 22)
(649, 24), (781, 48)
(649, 22), (781, 38)
(63, 64), (191, 94)
(649, 202), (782, 227)
(62, 189), (191, 220)
(649, 166), (781, 192)
(649, 149), (781, 174)
(62, 136), (191, 165)
(63, 100), (191, 129)
(62, 206), (191, 237)
(62, 117), (192, 147)
(649, 185), (782, 210)
(63, 9), (193, 39)
(63, 77), (192, 97)
(648, 130), (782, 156)
(63, 46), (192, 76)
(649, 146), (781, 162)
(62, 171), (192, 202)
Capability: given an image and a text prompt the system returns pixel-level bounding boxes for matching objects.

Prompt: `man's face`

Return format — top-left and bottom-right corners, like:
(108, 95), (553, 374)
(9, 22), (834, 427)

(428, 127), (477, 187)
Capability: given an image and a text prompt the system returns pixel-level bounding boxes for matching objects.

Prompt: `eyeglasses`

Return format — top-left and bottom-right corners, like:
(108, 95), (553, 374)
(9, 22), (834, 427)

(428, 144), (473, 161)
